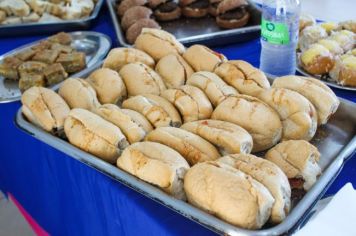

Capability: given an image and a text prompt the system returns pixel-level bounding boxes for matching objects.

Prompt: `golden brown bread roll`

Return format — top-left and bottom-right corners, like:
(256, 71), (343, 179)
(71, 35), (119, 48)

(102, 47), (155, 72)
(300, 44), (335, 75)
(329, 55), (356, 87)
(161, 85), (213, 123)
(119, 62), (166, 97)
(155, 54), (194, 89)
(183, 44), (227, 72)
(217, 154), (291, 224)
(145, 127), (220, 165)
(58, 78), (100, 111)
(64, 108), (129, 163)
(117, 141), (190, 200)
(214, 60), (270, 97)
(184, 161), (274, 229)
(87, 68), (127, 105)
(257, 88), (318, 141)
(134, 28), (185, 61)
(122, 94), (181, 128)
(21, 86), (70, 134)
(212, 95), (282, 152)
(186, 71), (238, 107)
(181, 119), (253, 155)
(272, 75), (340, 125)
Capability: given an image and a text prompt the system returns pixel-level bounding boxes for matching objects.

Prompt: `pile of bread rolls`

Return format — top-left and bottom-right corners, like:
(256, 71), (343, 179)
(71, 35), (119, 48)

(21, 28), (340, 230)
(298, 16), (356, 87)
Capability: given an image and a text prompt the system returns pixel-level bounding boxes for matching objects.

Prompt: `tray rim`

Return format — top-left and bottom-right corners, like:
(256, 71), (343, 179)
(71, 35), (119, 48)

(0, 0), (104, 31)
(0, 31), (112, 104)
(13, 68), (356, 236)
(106, 0), (261, 47)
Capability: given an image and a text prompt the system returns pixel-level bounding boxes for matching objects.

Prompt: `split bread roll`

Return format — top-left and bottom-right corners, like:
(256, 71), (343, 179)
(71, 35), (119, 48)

(217, 154), (291, 224)
(272, 75), (340, 125)
(181, 120), (253, 155)
(155, 54), (194, 89)
(212, 95), (282, 152)
(134, 28), (185, 61)
(145, 127), (220, 165)
(186, 71), (238, 107)
(58, 78), (100, 111)
(257, 88), (318, 141)
(117, 141), (190, 200)
(94, 104), (153, 144)
(102, 47), (155, 72)
(119, 62), (166, 96)
(184, 161), (274, 229)
(21, 86), (70, 134)
(214, 60), (270, 97)
(265, 140), (321, 191)
(161, 85), (213, 123)
(64, 108), (129, 163)
(122, 94), (182, 128)
(87, 68), (127, 105)
(183, 45), (227, 72)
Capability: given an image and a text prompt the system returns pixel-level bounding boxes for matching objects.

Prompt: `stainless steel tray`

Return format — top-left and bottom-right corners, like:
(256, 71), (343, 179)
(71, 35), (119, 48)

(0, 31), (111, 104)
(0, 0), (104, 37)
(296, 66), (356, 92)
(107, 0), (261, 47)
(14, 62), (356, 235)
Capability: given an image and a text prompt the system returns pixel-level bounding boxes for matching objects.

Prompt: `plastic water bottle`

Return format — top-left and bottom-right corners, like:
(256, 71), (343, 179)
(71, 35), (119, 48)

(259, 0), (301, 77)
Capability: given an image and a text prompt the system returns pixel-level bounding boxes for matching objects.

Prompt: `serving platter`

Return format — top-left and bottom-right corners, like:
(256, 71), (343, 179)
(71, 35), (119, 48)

(296, 66), (356, 92)
(107, 0), (262, 47)
(0, 0), (104, 37)
(0, 31), (111, 104)
(15, 62), (356, 235)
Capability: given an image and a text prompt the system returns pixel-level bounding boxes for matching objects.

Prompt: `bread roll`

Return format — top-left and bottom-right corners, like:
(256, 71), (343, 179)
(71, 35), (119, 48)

(265, 140), (321, 191)
(121, 6), (152, 31)
(64, 108), (129, 163)
(21, 86), (70, 134)
(145, 127), (220, 165)
(257, 88), (318, 141)
(155, 54), (194, 89)
(122, 95), (180, 128)
(87, 68), (127, 105)
(117, 141), (190, 200)
(330, 55), (356, 87)
(272, 75), (340, 125)
(214, 60), (270, 97)
(94, 104), (153, 144)
(184, 161), (274, 229)
(181, 119), (252, 155)
(119, 62), (166, 96)
(134, 28), (185, 61)
(212, 95), (282, 152)
(58, 78), (100, 111)
(161, 85), (213, 123)
(217, 154), (291, 224)
(186, 71), (238, 107)
(103, 48), (155, 72)
(299, 25), (327, 52)
(300, 44), (335, 75)
(183, 45), (227, 72)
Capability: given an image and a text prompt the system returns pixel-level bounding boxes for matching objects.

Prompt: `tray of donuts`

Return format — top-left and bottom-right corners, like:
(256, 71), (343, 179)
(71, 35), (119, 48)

(297, 16), (356, 90)
(15, 29), (356, 235)
(107, 0), (261, 46)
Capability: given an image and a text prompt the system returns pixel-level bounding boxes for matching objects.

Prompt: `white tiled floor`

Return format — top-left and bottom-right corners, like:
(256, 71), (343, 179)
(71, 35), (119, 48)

(0, 191), (35, 236)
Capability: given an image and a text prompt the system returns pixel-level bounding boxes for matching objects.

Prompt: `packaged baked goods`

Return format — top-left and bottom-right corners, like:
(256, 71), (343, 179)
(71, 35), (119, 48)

(21, 86), (70, 134)
(212, 95), (282, 152)
(145, 126), (220, 165)
(117, 141), (190, 200)
(181, 119), (253, 155)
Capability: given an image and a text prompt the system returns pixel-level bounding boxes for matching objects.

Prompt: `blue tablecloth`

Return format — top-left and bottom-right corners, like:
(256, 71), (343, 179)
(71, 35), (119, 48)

(0, 4), (355, 236)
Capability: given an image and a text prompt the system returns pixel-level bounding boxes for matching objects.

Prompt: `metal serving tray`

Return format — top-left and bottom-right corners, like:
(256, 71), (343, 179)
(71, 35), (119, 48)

(0, 31), (111, 104)
(0, 0), (104, 37)
(15, 62), (356, 235)
(107, 0), (261, 47)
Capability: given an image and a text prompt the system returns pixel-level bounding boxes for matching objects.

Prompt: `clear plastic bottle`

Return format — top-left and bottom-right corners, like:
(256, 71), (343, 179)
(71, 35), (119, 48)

(259, 0), (301, 77)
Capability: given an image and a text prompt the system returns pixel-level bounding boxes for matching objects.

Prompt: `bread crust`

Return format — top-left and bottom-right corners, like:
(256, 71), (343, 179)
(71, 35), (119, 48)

(216, 12), (250, 29)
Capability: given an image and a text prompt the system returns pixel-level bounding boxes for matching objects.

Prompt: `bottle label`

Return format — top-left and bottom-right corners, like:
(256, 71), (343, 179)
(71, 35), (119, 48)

(261, 18), (290, 45)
